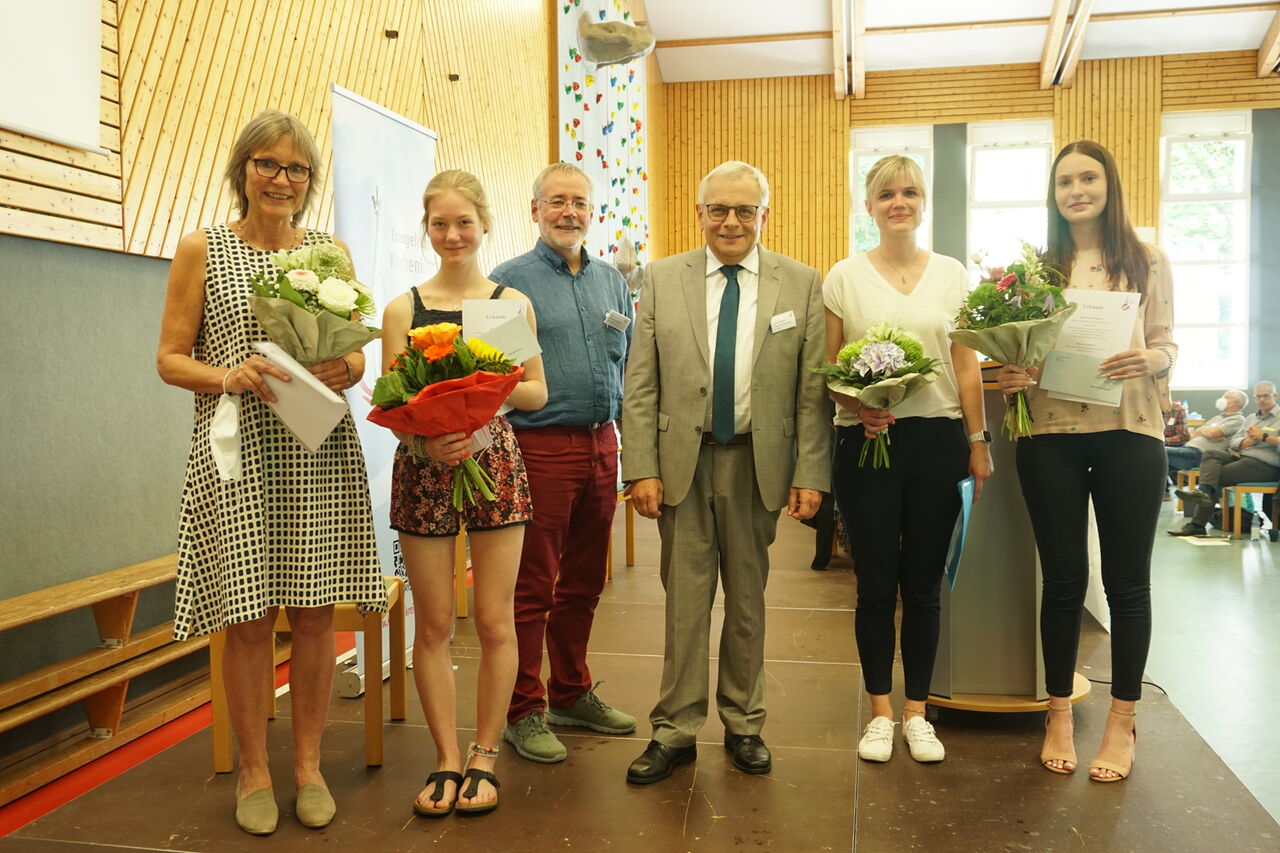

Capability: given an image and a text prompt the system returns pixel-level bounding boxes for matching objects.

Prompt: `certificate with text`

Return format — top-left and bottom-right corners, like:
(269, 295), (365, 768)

(1039, 289), (1141, 407)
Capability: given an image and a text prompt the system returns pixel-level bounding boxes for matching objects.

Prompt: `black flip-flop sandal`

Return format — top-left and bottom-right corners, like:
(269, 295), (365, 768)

(454, 768), (500, 816)
(412, 770), (463, 818)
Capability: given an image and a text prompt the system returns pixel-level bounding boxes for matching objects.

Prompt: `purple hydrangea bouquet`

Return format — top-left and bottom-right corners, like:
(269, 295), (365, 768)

(949, 241), (1074, 439)
(812, 322), (939, 468)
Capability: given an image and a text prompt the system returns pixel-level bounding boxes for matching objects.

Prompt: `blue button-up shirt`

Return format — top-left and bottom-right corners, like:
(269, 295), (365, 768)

(491, 240), (633, 429)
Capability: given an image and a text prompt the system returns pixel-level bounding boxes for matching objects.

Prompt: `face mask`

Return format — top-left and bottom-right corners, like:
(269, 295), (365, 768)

(1214, 397), (1229, 412)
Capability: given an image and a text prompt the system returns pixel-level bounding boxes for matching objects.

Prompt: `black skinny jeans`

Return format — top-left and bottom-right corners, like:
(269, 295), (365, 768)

(1015, 430), (1165, 701)
(834, 417), (968, 702)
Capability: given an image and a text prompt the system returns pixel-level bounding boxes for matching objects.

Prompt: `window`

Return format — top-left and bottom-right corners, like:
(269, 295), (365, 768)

(849, 125), (932, 255)
(966, 121), (1053, 276)
(1160, 111), (1251, 389)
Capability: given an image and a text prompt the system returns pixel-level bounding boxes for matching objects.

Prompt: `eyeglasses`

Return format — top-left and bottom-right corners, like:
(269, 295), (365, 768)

(703, 204), (760, 223)
(539, 199), (590, 214)
(251, 158), (312, 183)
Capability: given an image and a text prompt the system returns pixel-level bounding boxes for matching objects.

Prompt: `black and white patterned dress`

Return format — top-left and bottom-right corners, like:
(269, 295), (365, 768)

(172, 224), (387, 640)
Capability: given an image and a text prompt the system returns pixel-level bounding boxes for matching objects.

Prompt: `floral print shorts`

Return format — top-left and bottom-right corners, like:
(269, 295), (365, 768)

(390, 415), (533, 537)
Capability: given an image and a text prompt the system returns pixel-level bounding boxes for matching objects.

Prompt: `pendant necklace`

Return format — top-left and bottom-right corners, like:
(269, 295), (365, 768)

(878, 248), (919, 287)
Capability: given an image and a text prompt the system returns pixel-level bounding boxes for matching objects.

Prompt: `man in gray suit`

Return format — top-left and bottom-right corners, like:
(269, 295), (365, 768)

(621, 160), (831, 784)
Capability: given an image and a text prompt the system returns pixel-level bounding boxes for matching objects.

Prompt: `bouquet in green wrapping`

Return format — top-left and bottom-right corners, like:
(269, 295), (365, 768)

(247, 243), (378, 364)
(812, 322), (939, 468)
(949, 241), (1075, 439)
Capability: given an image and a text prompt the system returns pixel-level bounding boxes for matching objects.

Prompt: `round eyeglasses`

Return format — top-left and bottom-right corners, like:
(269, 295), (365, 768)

(703, 204), (760, 223)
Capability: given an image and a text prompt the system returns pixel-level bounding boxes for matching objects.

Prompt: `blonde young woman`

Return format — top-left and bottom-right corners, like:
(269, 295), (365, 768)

(157, 110), (387, 835)
(997, 140), (1176, 782)
(379, 170), (547, 816)
(824, 156), (992, 764)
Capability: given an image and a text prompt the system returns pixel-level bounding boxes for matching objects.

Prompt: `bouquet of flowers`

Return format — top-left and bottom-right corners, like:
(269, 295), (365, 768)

(248, 243), (378, 364)
(949, 241), (1075, 439)
(812, 322), (939, 468)
(368, 322), (523, 509)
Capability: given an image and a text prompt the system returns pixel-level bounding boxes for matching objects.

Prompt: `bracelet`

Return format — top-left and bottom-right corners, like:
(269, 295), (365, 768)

(221, 367), (235, 395)
(342, 357), (355, 389)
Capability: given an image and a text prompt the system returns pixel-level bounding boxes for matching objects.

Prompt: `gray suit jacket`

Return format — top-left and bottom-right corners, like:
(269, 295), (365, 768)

(622, 246), (832, 512)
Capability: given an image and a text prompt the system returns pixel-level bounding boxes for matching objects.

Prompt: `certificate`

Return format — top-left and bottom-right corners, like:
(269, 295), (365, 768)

(462, 299), (542, 364)
(1039, 289), (1140, 406)
(251, 341), (349, 452)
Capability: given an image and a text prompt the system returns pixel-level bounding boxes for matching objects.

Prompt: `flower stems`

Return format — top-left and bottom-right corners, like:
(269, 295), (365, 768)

(858, 429), (892, 468)
(451, 457), (497, 511)
(1002, 391), (1034, 441)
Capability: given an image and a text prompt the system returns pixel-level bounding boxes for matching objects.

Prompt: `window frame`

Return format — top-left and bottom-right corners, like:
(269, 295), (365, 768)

(849, 125), (934, 257)
(1159, 110), (1252, 390)
(965, 120), (1053, 276)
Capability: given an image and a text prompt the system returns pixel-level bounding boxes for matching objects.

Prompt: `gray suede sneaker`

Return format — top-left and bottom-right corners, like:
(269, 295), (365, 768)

(502, 713), (567, 763)
(546, 683), (637, 734)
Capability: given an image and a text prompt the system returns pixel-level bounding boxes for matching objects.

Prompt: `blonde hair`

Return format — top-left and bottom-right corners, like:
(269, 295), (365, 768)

(421, 170), (493, 233)
(698, 160), (770, 206)
(864, 155), (926, 205)
(532, 162), (593, 200)
(223, 109), (322, 225)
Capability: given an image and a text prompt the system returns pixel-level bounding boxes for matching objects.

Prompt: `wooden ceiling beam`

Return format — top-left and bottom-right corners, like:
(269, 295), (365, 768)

(1041, 0), (1072, 89)
(832, 0), (848, 100)
(655, 31), (829, 50)
(852, 0), (866, 99)
(1261, 11), (1280, 76)
(1058, 0), (1095, 88)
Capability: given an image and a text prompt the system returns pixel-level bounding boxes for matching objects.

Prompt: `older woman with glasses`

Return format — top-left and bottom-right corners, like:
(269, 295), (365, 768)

(157, 109), (387, 835)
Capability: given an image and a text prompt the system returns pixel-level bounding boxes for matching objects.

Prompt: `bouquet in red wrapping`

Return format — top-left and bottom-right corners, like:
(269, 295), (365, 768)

(368, 322), (522, 509)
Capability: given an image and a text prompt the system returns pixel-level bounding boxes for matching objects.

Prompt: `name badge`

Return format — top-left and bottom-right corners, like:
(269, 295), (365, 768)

(604, 310), (631, 331)
(770, 310), (797, 333)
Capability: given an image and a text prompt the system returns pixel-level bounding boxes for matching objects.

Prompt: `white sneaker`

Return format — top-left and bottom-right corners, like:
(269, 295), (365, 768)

(857, 716), (895, 762)
(902, 716), (945, 762)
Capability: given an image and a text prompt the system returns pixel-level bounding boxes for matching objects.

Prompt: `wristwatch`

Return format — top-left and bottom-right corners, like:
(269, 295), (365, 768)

(967, 430), (993, 444)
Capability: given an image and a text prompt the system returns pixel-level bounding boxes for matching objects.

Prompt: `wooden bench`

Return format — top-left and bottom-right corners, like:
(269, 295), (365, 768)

(1221, 482), (1279, 539)
(0, 555), (210, 806)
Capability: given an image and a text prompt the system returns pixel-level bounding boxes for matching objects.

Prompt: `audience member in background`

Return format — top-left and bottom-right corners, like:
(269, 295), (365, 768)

(1165, 389), (1245, 485)
(1171, 381), (1280, 537)
(997, 139), (1176, 783)
(157, 110), (388, 835)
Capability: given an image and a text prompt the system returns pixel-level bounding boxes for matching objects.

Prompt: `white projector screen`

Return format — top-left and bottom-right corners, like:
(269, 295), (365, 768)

(0, 0), (104, 152)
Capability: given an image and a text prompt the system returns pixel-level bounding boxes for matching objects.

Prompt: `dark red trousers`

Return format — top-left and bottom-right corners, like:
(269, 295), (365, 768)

(507, 424), (619, 721)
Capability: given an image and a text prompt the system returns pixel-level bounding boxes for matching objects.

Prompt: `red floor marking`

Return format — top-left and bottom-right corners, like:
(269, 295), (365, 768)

(0, 632), (360, 837)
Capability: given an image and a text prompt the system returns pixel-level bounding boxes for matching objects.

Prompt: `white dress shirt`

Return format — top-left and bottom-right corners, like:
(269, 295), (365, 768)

(705, 245), (760, 434)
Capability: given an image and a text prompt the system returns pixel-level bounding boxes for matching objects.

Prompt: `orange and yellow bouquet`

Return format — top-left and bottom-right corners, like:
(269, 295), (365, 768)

(368, 322), (522, 509)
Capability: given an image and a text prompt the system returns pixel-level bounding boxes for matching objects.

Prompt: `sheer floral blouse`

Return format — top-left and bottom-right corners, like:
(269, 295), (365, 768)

(1023, 243), (1176, 441)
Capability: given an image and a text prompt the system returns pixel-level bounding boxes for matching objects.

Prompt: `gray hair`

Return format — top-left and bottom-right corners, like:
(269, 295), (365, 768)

(223, 109), (322, 225)
(532, 162), (594, 200)
(1256, 381), (1277, 395)
(697, 160), (770, 207)
(1225, 389), (1248, 408)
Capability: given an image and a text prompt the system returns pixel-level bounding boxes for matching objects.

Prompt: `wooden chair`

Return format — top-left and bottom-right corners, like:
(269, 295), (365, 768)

(210, 576), (407, 771)
(1220, 483), (1279, 539)
(606, 490), (636, 581)
(1174, 468), (1199, 512)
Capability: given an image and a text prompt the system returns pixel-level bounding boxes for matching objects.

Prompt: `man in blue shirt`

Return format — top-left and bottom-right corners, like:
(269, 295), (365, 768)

(491, 163), (636, 763)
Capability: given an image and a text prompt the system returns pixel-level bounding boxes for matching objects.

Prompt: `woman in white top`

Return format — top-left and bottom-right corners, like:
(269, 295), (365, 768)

(823, 155), (992, 764)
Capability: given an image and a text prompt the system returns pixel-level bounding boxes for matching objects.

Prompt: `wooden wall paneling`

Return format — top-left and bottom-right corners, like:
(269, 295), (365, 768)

(0, 1), (124, 249)
(1163, 50), (1280, 110)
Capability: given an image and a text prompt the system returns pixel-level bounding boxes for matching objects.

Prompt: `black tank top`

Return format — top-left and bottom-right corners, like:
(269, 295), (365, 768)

(409, 283), (507, 327)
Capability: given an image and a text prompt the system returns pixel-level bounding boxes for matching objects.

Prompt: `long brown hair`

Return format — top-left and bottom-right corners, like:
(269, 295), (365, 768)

(1043, 140), (1149, 295)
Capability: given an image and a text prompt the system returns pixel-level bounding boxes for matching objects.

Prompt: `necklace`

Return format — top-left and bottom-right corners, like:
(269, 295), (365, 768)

(877, 248), (920, 287)
(231, 220), (301, 251)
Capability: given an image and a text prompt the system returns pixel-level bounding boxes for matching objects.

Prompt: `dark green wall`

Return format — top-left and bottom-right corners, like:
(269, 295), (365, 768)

(931, 123), (968, 264)
(0, 234), (192, 749)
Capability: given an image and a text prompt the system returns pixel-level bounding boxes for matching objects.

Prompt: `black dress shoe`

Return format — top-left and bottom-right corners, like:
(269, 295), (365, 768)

(626, 740), (696, 785)
(1168, 522), (1208, 537)
(1174, 487), (1214, 506)
(724, 733), (772, 774)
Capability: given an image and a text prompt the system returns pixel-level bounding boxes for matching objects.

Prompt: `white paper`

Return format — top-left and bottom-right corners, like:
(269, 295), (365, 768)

(251, 342), (349, 452)
(1040, 289), (1141, 406)
(462, 299), (543, 364)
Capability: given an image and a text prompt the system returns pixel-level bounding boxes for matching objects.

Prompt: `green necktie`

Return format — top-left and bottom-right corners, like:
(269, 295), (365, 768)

(712, 264), (742, 445)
